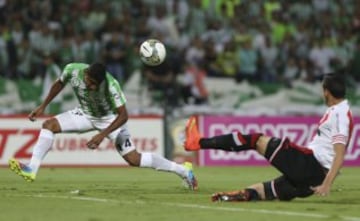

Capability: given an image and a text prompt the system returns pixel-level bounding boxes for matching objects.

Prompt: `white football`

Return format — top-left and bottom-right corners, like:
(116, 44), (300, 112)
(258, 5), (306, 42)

(139, 39), (166, 66)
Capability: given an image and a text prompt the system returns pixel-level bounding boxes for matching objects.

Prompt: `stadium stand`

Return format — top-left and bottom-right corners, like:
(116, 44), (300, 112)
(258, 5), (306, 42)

(0, 0), (359, 115)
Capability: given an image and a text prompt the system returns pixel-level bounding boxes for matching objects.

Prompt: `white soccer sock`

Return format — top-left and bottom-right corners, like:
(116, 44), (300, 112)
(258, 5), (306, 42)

(140, 153), (188, 178)
(28, 129), (54, 174)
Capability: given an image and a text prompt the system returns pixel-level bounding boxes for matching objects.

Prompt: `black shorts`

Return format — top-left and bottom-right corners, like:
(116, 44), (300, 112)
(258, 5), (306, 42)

(264, 137), (327, 200)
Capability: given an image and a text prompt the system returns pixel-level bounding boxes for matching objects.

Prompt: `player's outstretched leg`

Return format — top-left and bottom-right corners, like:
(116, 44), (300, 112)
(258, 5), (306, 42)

(184, 116), (262, 152)
(8, 158), (36, 182)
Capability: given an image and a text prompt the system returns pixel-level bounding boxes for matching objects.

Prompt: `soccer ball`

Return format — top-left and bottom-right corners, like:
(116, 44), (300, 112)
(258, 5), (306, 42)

(139, 39), (166, 66)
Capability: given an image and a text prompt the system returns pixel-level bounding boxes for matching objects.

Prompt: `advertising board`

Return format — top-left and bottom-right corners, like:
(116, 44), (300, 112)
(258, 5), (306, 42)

(0, 116), (164, 167)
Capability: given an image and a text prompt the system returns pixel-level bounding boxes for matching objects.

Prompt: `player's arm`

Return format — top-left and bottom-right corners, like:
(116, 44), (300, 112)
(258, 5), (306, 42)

(312, 143), (346, 196)
(40, 79), (65, 108)
(100, 105), (128, 138)
(29, 79), (65, 121)
(86, 105), (128, 149)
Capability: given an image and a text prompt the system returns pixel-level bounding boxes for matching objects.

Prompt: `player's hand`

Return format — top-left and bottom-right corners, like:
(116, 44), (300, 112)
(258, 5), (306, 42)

(87, 133), (106, 149)
(310, 184), (330, 197)
(28, 105), (46, 121)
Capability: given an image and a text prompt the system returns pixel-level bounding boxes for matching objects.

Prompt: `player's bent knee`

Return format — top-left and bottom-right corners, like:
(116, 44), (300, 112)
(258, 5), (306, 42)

(263, 181), (277, 200)
(42, 118), (61, 133)
(263, 179), (297, 201)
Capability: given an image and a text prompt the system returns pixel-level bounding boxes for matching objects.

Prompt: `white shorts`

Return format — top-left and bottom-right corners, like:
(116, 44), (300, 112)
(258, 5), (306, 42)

(55, 108), (136, 155)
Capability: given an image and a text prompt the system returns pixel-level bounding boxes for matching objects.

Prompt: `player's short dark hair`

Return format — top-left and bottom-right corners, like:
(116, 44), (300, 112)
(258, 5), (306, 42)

(322, 73), (346, 98)
(87, 63), (106, 83)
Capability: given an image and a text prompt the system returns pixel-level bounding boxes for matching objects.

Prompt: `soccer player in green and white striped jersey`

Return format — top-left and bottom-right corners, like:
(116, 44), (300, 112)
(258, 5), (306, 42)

(9, 63), (198, 190)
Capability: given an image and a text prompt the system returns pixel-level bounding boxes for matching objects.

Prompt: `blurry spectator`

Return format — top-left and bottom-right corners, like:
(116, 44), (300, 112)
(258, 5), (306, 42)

(333, 34), (352, 71)
(186, 0), (208, 38)
(278, 34), (297, 71)
(16, 37), (34, 79)
(349, 38), (360, 82)
(248, 0), (263, 19)
(38, 0), (53, 21)
(29, 21), (58, 77)
(312, 0), (330, 13)
(259, 35), (279, 82)
(236, 37), (259, 83)
(0, 27), (7, 77)
(184, 36), (204, 65)
(334, 4), (352, 28)
(252, 23), (269, 51)
(263, 0), (281, 22)
(289, 0), (313, 22)
(321, 26), (337, 47)
(202, 39), (218, 77)
(281, 56), (299, 87)
(308, 38), (337, 79)
(79, 2), (107, 34)
(166, 0), (189, 30)
(128, 0), (146, 19)
(146, 4), (179, 47)
(0, 0), (5, 19)
(134, 17), (151, 44)
(271, 12), (296, 45)
(180, 60), (208, 105)
(23, 1), (42, 23)
(59, 35), (75, 67)
(233, 22), (250, 46)
(201, 20), (231, 52)
(351, 3), (360, 33)
(29, 22), (58, 58)
(71, 33), (86, 62)
(298, 58), (315, 83)
(293, 21), (311, 59)
(142, 57), (178, 107)
(212, 39), (238, 78)
(11, 21), (24, 45)
(122, 31), (140, 81)
(0, 22), (17, 79)
(80, 30), (101, 64)
(214, 0), (241, 20)
(103, 29), (126, 83)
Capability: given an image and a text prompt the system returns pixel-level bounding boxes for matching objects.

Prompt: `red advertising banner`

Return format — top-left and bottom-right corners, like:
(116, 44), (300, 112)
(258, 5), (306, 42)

(198, 115), (360, 166)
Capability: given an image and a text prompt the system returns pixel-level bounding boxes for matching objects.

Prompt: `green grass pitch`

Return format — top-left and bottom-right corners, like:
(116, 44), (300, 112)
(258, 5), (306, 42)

(1, 166), (359, 221)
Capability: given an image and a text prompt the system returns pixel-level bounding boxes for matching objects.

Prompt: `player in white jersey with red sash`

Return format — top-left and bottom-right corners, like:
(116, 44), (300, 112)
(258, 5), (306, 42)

(184, 73), (353, 201)
(9, 63), (198, 190)
(308, 99), (353, 170)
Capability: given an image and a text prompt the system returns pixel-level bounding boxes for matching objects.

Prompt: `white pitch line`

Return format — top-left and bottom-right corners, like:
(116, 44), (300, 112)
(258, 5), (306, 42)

(163, 202), (328, 219)
(9, 194), (360, 221)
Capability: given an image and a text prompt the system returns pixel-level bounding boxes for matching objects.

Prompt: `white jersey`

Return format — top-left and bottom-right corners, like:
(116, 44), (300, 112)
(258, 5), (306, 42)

(307, 100), (353, 169)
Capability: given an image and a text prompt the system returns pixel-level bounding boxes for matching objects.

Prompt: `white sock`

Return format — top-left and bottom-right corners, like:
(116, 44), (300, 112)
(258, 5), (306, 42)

(28, 129), (54, 174)
(140, 153), (188, 178)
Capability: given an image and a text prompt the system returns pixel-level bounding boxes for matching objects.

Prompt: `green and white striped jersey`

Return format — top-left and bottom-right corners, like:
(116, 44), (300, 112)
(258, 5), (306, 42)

(59, 63), (126, 117)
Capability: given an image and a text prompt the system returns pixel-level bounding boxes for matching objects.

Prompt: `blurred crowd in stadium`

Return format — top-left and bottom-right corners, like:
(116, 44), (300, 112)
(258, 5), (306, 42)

(0, 0), (360, 110)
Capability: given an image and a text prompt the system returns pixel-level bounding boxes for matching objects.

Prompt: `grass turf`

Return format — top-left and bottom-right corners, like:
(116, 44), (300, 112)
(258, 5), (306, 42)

(1, 166), (359, 221)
